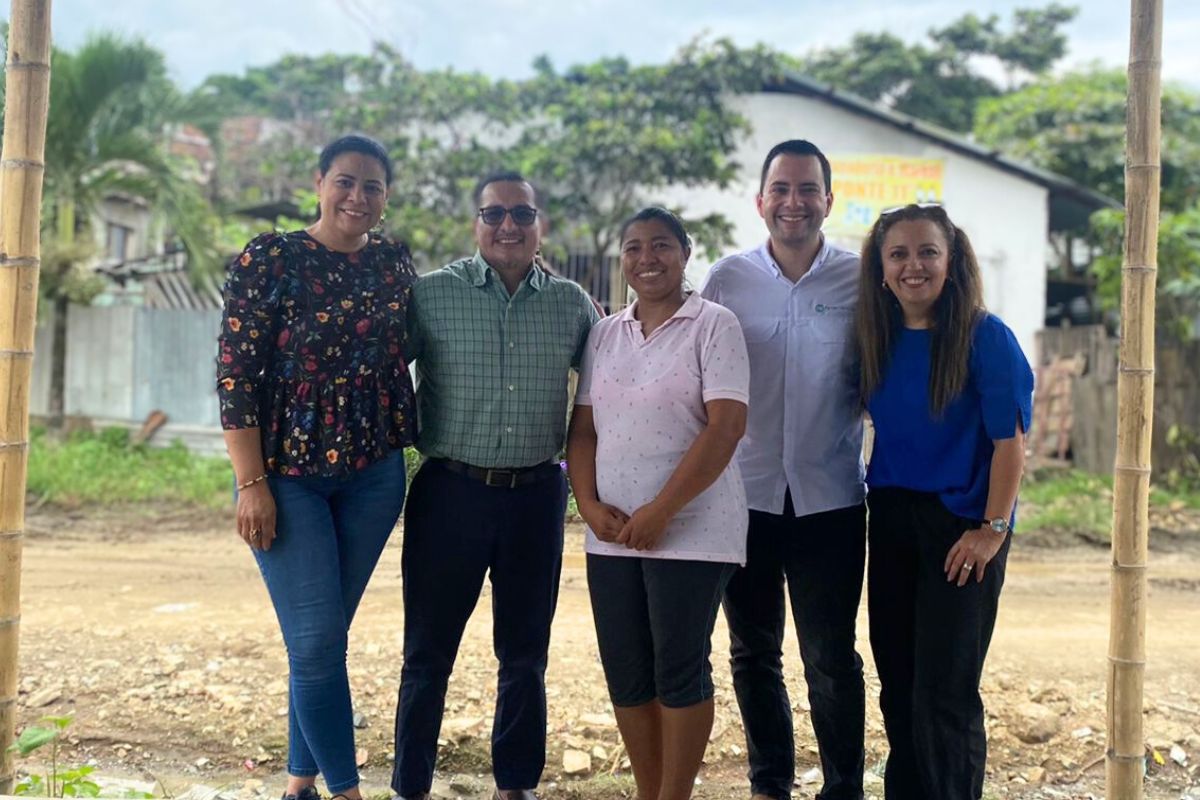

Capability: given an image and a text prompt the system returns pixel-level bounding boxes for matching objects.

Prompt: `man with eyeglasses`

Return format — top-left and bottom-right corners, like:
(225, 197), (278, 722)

(391, 171), (600, 800)
(700, 140), (867, 800)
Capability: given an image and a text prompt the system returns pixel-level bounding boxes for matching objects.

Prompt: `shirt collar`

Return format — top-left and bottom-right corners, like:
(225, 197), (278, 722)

(620, 291), (703, 326)
(468, 251), (547, 291)
(758, 235), (831, 279)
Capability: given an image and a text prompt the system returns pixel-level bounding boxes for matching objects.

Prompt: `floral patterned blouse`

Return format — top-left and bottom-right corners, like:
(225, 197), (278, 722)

(216, 230), (418, 477)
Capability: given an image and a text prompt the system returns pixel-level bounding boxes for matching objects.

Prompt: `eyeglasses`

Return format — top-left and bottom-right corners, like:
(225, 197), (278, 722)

(478, 205), (539, 227)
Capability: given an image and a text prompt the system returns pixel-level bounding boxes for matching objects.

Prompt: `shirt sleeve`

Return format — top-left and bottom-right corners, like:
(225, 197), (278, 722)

(971, 315), (1034, 441)
(572, 288), (603, 370)
(216, 233), (285, 430)
(406, 276), (428, 365)
(699, 304), (750, 405)
(698, 263), (721, 303)
(574, 325), (601, 406)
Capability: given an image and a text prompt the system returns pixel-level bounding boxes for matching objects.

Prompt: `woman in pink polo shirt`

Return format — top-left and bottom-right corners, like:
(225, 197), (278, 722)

(566, 207), (750, 800)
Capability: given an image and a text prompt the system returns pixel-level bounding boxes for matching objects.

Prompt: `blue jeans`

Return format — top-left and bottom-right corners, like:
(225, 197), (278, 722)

(253, 450), (406, 793)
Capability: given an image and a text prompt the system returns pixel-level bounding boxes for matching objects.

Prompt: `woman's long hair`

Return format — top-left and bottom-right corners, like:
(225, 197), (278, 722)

(855, 204), (985, 415)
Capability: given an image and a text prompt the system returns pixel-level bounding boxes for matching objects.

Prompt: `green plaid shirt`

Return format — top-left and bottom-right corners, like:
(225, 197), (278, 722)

(409, 252), (600, 468)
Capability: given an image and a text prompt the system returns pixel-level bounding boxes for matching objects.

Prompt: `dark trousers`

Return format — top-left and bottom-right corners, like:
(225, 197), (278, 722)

(391, 460), (567, 796)
(722, 496), (867, 800)
(866, 488), (1009, 800)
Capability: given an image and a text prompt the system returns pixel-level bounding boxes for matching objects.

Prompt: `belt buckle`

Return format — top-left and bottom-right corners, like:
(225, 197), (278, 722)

(484, 468), (518, 489)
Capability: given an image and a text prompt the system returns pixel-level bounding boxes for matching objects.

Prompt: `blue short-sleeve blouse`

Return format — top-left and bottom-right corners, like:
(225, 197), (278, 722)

(865, 313), (1034, 523)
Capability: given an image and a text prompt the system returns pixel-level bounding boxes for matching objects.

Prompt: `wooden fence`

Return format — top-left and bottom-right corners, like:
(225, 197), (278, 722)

(1037, 325), (1200, 477)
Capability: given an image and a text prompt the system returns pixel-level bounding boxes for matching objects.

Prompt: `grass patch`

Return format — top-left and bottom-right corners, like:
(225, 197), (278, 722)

(1019, 467), (1200, 539)
(26, 426), (233, 508)
(1020, 468), (1114, 539)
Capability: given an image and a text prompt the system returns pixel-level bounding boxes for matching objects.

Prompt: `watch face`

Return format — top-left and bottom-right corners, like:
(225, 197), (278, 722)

(990, 518), (1008, 533)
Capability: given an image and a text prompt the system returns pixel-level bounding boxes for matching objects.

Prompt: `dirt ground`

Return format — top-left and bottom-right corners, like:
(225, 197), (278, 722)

(11, 505), (1200, 800)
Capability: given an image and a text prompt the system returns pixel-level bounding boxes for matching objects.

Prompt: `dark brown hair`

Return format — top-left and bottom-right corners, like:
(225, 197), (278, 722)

(759, 139), (832, 194)
(619, 206), (692, 253)
(855, 204), (985, 415)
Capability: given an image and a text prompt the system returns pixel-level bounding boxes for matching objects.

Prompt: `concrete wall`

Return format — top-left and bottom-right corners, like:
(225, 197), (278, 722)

(31, 306), (223, 439)
(659, 92), (1050, 360)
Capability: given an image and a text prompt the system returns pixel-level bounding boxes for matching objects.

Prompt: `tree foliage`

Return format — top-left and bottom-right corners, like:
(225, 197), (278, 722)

(200, 38), (785, 271)
(510, 39), (784, 264)
(975, 67), (1200, 213)
(0, 32), (222, 418)
(1090, 206), (1200, 342)
(802, 3), (1078, 131)
(9, 33), (224, 276)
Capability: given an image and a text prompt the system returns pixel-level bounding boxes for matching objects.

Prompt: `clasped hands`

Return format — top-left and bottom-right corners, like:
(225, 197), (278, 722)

(579, 498), (671, 552)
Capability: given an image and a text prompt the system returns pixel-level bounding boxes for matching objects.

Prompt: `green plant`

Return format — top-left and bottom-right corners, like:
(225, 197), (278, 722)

(1019, 468), (1114, 539)
(1162, 424), (1200, 494)
(26, 426), (233, 508)
(403, 446), (423, 487)
(8, 715), (99, 798)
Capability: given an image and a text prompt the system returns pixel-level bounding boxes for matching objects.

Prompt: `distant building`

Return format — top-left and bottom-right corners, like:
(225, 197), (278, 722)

(662, 73), (1118, 360)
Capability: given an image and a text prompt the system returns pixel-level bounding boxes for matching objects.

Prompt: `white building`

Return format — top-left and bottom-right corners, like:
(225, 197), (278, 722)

(658, 73), (1117, 360)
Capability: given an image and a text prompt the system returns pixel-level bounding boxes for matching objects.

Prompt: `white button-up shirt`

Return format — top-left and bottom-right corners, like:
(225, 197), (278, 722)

(701, 239), (866, 518)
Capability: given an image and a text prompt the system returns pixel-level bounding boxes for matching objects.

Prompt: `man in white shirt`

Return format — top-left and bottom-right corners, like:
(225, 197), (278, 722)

(700, 140), (866, 800)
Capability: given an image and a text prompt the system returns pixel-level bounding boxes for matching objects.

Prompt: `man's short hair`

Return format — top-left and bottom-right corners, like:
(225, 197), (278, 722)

(759, 140), (832, 195)
(473, 171), (542, 207)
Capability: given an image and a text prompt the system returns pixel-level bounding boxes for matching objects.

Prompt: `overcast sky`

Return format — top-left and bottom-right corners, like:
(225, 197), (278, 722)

(47, 0), (1200, 90)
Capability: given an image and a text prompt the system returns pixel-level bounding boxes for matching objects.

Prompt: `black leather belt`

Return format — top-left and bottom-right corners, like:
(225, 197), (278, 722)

(432, 457), (560, 489)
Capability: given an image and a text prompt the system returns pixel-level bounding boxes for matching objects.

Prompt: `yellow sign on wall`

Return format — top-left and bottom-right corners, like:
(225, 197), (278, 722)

(826, 156), (945, 244)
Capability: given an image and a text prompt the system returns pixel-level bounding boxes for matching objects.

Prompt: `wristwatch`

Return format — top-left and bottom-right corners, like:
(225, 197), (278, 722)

(987, 517), (1010, 535)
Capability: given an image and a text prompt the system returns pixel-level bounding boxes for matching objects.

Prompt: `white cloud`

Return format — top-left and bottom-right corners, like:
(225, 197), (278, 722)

(46, 0), (1199, 89)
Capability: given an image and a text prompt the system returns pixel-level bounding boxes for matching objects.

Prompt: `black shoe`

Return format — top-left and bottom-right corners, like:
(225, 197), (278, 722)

(282, 787), (323, 800)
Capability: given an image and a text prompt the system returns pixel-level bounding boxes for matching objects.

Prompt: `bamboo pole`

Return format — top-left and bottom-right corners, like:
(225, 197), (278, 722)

(0, 1), (52, 792)
(1106, 0), (1162, 797)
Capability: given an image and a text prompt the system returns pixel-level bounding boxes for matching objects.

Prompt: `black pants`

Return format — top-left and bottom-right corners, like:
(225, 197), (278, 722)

(391, 460), (568, 796)
(866, 488), (1010, 800)
(722, 497), (867, 800)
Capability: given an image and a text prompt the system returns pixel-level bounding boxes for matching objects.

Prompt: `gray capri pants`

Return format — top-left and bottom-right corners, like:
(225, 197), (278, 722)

(586, 553), (736, 708)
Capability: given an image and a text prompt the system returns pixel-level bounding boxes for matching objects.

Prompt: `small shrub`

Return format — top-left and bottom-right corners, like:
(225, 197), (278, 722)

(26, 427), (232, 508)
(9, 715), (100, 798)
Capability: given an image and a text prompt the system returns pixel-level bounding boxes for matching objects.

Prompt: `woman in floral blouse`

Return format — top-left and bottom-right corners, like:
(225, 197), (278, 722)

(216, 134), (416, 800)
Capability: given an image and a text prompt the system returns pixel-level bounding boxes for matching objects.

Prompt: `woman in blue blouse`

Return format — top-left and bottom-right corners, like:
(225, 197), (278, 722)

(855, 204), (1033, 800)
(216, 134), (416, 800)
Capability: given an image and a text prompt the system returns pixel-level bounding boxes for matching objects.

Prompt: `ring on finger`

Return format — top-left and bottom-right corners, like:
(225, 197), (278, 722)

(961, 563), (974, 571)
(250, 528), (262, 539)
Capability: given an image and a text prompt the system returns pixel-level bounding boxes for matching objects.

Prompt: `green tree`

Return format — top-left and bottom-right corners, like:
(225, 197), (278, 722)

(975, 67), (1200, 213)
(802, 3), (1078, 131)
(507, 38), (785, 283)
(202, 39), (787, 282)
(976, 68), (1200, 341)
(1089, 206), (1200, 342)
(0, 33), (220, 421)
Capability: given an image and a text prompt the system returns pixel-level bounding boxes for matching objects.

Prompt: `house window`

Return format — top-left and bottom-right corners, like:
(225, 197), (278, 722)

(106, 223), (132, 262)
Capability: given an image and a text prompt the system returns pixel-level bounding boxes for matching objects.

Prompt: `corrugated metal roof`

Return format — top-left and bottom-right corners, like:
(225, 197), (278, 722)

(98, 250), (225, 310)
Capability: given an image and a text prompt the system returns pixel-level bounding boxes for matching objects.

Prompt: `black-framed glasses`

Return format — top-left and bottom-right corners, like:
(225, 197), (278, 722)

(478, 205), (539, 226)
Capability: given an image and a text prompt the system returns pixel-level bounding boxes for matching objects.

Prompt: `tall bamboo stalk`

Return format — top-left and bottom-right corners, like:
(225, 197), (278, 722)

(0, 1), (52, 792)
(1106, 0), (1162, 797)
